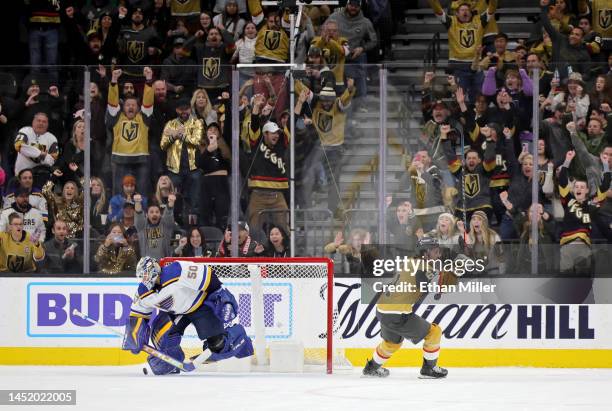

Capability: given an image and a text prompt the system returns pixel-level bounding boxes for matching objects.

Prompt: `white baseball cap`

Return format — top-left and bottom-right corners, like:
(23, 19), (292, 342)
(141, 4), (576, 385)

(262, 122), (281, 134)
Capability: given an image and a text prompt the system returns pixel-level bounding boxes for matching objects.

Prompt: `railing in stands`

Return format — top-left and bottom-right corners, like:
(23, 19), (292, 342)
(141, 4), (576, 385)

(424, 32), (441, 70)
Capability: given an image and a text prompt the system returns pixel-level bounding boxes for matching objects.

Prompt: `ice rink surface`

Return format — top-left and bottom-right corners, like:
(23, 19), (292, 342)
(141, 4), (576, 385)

(0, 366), (609, 411)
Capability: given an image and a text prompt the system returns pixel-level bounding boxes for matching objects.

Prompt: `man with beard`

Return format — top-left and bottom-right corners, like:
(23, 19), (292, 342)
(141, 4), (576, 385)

(106, 67), (154, 195)
(63, 5), (124, 67)
(43, 219), (81, 274)
(185, 27), (235, 100)
(442, 124), (495, 222)
(0, 187), (46, 243)
(134, 193), (176, 260)
(160, 97), (203, 212)
(558, 150), (611, 274)
(149, 79), (175, 186)
(117, 6), (161, 83)
(3, 169), (48, 222)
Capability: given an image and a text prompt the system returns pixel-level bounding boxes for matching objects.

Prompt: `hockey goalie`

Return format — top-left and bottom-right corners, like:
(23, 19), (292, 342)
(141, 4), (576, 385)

(121, 257), (254, 374)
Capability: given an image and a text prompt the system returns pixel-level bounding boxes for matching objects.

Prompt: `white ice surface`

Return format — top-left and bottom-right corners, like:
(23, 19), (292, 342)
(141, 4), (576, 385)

(0, 366), (609, 411)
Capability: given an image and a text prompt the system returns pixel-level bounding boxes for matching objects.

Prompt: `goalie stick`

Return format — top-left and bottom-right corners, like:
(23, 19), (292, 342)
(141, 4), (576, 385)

(71, 309), (195, 373)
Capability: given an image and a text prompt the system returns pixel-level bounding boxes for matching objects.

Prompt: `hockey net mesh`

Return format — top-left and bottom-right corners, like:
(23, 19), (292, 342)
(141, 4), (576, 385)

(160, 258), (348, 371)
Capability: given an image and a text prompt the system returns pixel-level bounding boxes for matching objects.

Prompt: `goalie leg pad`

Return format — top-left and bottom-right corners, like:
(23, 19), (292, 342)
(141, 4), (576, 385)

(205, 324), (254, 362)
(203, 287), (238, 323)
(122, 316), (150, 355)
(147, 313), (185, 375)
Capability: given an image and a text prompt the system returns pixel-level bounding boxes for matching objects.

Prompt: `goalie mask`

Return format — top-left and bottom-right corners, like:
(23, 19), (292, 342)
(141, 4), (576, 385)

(136, 257), (161, 290)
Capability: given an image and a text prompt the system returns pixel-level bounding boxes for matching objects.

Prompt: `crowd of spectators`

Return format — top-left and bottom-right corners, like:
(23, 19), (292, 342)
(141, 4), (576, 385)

(391, 0), (612, 275)
(0, 0), (611, 277)
(0, 0), (383, 273)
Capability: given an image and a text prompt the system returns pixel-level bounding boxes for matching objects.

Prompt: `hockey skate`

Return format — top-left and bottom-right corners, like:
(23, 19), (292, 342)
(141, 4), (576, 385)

(362, 359), (390, 378)
(419, 359), (448, 379)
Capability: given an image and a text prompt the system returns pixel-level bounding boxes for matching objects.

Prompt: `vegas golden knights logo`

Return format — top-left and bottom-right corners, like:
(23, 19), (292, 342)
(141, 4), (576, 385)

(121, 121), (140, 142)
(176, 0), (189, 4)
(317, 112), (333, 133)
(323, 48), (338, 65)
(599, 9), (612, 30)
(127, 40), (145, 63)
(203, 57), (220, 80)
(459, 29), (475, 49)
(7, 255), (24, 272)
(264, 30), (281, 50)
(464, 174), (480, 198)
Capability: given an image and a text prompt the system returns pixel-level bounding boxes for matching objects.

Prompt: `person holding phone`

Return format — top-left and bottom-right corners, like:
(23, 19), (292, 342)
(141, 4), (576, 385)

(43, 220), (81, 274)
(94, 223), (137, 275)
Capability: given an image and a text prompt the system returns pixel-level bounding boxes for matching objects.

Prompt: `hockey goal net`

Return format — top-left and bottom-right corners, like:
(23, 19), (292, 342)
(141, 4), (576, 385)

(159, 257), (347, 373)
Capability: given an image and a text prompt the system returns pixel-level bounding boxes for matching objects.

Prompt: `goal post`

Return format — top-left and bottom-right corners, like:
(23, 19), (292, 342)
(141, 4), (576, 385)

(159, 257), (340, 373)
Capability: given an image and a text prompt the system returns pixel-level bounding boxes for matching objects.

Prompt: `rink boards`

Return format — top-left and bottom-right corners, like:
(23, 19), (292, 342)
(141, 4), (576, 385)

(0, 277), (611, 367)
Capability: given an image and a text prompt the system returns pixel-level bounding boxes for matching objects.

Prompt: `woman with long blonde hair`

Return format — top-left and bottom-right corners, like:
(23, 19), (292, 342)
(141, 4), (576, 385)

(43, 178), (84, 239)
(154, 175), (185, 226)
(458, 211), (504, 274)
(55, 120), (85, 184)
(191, 88), (217, 127)
(90, 176), (109, 234)
(426, 213), (460, 255)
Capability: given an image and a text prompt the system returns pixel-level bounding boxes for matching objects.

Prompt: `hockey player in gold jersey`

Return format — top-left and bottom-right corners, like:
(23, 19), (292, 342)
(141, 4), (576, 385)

(362, 237), (449, 379)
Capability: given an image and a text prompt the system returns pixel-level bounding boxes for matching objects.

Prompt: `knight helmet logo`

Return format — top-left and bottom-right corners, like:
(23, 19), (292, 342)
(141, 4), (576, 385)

(7, 255), (24, 272)
(599, 9), (612, 30)
(264, 30), (281, 50)
(127, 40), (145, 63)
(459, 29), (475, 49)
(317, 112), (333, 133)
(203, 57), (220, 80)
(121, 121), (140, 142)
(464, 173), (480, 198)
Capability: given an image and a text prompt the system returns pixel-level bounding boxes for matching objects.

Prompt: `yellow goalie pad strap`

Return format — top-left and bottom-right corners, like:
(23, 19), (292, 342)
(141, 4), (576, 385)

(424, 323), (442, 349)
(378, 340), (402, 357)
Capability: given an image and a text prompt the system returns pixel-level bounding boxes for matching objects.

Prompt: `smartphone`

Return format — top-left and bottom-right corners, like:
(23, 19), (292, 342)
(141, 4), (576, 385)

(522, 143), (529, 152)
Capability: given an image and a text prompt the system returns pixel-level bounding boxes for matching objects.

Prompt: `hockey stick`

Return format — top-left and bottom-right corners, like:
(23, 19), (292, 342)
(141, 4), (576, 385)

(71, 309), (195, 373)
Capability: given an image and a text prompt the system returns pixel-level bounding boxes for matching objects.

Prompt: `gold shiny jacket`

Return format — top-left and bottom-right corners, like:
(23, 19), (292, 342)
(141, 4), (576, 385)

(160, 116), (204, 174)
(94, 243), (137, 275)
(42, 180), (84, 239)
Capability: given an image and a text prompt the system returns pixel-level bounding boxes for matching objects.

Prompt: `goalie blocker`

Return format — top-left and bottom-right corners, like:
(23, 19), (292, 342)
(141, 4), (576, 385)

(122, 257), (254, 374)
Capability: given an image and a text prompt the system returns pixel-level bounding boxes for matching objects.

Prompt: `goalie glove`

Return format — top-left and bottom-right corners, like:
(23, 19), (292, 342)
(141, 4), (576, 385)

(122, 316), (151, 354)
(204, 287), (238, 323)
